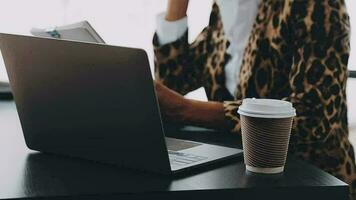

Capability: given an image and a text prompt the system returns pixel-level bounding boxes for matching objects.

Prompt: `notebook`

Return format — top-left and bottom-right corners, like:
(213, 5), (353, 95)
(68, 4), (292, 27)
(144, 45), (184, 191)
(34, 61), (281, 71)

(30, 20), (105, 44)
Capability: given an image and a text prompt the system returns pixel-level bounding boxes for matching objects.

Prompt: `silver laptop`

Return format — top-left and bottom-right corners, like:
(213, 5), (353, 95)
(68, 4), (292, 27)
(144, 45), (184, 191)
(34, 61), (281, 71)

(0, 33), (242, 174)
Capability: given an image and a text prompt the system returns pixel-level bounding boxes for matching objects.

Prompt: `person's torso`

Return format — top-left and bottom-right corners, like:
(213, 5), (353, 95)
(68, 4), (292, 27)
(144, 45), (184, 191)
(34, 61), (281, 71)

(216, 0), (260, 96)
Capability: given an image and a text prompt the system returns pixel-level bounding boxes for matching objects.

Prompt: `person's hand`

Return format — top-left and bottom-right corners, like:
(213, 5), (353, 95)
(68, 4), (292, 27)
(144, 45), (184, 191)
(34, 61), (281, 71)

(165, 0), (189, 21)
(154, 81), (226, 130)
(154, 81), (188, 123)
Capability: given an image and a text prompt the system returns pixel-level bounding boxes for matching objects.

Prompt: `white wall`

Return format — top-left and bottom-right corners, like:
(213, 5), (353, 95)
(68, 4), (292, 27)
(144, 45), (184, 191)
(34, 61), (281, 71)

(0, 0), (355, 80)
(0, 0), (212, 81)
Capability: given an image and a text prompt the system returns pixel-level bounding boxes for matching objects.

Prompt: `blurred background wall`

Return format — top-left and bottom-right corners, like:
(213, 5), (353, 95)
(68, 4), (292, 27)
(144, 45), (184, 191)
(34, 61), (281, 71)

(0, 0), (213, 79)
(0, 0), (354, 76)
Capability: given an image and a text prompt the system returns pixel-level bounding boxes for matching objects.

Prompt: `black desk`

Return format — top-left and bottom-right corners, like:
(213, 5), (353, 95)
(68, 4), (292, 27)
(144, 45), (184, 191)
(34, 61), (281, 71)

(0, 101), (349, 200)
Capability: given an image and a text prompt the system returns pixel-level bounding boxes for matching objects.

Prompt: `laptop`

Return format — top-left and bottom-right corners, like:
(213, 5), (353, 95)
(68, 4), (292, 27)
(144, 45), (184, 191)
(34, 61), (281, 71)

(0, 33), (242, 174)
(0, 81), (12, 99)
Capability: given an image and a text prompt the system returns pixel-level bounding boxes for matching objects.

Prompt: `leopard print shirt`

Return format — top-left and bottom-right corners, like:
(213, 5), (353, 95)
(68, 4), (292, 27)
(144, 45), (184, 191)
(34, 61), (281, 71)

(153, 0), (356, 197)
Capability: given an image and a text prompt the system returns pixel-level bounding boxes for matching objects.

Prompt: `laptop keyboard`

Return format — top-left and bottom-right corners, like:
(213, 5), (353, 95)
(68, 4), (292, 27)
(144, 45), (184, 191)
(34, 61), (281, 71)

(166, 137), (202, 151)
(168, 150), (208, 167)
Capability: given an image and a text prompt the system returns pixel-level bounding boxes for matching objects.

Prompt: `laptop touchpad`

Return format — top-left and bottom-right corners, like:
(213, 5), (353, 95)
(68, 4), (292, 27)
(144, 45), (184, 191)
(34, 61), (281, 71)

(165, 138), (202, 151)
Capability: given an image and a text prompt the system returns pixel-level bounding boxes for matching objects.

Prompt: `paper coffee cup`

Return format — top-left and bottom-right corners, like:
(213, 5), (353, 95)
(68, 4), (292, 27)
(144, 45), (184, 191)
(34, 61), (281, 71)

(238, 98), (296, 174)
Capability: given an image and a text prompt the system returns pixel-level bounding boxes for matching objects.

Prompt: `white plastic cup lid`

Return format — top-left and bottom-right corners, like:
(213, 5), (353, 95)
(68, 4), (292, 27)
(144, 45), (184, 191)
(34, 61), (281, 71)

(238, 98), (296, 118)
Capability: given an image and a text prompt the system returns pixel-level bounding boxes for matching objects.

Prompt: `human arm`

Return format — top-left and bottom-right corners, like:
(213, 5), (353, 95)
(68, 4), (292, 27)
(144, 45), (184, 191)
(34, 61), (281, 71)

(154, 3), (230, 96)
(283, 0), (350, 144)
(155, 81), (231, 131)
(165, 0), (189, 21)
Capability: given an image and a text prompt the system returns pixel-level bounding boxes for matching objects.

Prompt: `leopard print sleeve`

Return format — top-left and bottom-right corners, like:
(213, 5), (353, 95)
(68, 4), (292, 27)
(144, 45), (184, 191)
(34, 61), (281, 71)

(223, 100), (242, 133)
(153, 30), (204, 95)
(153, 3), (230, 96)
(283, 0), (350, 144)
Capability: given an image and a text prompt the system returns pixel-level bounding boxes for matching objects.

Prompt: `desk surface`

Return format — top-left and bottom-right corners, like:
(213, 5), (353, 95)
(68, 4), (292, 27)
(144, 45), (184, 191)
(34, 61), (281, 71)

(0, 101), (349, 200)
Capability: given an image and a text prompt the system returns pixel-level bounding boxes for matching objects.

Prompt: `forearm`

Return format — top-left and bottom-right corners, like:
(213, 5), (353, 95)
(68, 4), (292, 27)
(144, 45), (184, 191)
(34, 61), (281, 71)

(182, 99), (227, 130)
(154, 81), (239, 132)
(165, 0), (189, 21)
